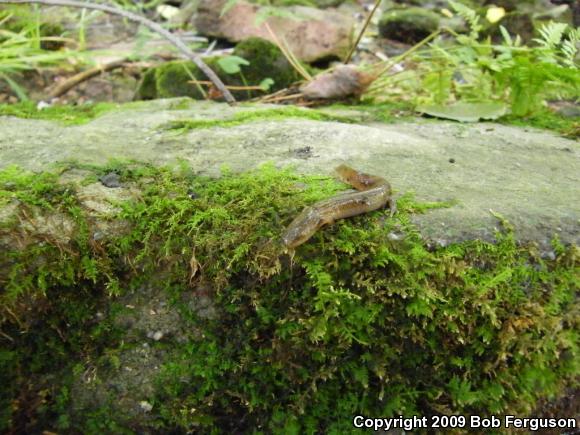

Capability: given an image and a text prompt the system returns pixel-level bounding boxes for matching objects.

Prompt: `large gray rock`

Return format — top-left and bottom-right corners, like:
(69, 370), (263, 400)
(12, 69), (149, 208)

(1, 98), (578, 249)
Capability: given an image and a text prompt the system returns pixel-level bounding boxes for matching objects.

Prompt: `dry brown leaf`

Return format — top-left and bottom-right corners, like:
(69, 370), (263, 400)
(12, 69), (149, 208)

(300, 65), (378, 100)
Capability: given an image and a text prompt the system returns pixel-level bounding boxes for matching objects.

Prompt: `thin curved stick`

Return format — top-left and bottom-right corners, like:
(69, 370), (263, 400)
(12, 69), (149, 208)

(0, 0), (237, 104)
(48, 58), (127, 98)
(344, 0), (382, 64)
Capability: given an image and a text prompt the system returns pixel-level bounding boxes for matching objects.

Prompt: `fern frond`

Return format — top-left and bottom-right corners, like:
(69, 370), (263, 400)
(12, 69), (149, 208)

(561, 27), (579, 67)
(448, 0), (481, 38)
(499, 25), (513, 46)
(533, 22), (568, 49)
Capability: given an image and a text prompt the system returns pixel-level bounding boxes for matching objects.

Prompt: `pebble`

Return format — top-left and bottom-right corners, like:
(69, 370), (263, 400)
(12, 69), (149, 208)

(540, 250), (556, 261)
(147, 330), (164, 341)
(99, 172), (122, 188)
(139, 401), (153, 413)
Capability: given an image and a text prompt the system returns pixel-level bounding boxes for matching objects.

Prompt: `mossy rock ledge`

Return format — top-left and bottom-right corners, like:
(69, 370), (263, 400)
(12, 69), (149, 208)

(0, 98), (578, 433)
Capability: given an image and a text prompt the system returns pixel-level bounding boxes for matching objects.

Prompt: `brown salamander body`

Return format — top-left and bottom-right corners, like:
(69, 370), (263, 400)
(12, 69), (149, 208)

(282, 165), (396, 249)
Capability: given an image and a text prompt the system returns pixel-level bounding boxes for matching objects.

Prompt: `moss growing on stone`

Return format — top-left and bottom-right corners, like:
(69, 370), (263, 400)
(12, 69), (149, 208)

(136, 38), (301, 101)
(501, 108), (580, 140)
(165, 105), (355, 130)
(233, 37), (302, 93)
(379, 7), (441, 44)
(135, 59), (222, 100)
(0, 101), (117, 125)
(157, 59), (225, 100)
(0, 163), (578, 433)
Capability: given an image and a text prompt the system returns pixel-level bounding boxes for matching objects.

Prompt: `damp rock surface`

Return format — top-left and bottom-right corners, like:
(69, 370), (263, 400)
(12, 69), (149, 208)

(0, 98), (578, 247)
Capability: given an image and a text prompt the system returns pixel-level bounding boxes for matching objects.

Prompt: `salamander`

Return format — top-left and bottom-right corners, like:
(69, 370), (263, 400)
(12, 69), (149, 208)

(282, 164), (396, 249)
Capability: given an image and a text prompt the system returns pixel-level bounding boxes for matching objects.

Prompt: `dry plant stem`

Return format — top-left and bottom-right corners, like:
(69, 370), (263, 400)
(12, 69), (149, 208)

(251, 87), (292, 102)
(264, 22), (311, 81)
(373, 29), (442, 77)
(261, 93), (302, 103)
(344, 0), (382, 64)
(361, 29), (444, 96)
(188, 80), (266, 91)
(0, 0), (236, 104)
(48, 58), (127, 98)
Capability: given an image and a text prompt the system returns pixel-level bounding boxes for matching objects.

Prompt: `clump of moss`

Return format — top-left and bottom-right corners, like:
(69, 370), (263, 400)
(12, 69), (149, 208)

(136, 38), (302, 101)
(0, 163), (578, 433)
(136, 59), (224, 100)
(165, 105), (354, 130)
(232, 37), (302, 92)
(500, 108), (580, 140)
(379, 7), (441, 44)
(0, 101), (117, 125)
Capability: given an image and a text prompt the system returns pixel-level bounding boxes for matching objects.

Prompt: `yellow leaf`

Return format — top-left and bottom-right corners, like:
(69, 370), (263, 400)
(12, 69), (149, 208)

(486, 6), (506, 23)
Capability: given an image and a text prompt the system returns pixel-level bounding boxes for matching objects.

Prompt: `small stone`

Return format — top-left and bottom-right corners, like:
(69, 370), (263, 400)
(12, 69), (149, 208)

(540, 251), (556, 261)
(435, 238), (449, 247)
(152, 331), (164, 341)
(99, 172), (122, 188)
(139, 401), (153, 413)
(387, 232), (404, 241)
(36, 101), (51, 110)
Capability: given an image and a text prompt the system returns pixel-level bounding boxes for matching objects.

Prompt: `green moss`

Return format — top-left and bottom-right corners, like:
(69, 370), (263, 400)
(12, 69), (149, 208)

(0, 101), (118, 125)
(166, 105), (354, 130)
(379, 7), (441, 44)
(0, 163), (578, 432)
(135, 67), (158, 100)
(500, 108), (580, 140)
(135, 60), (214, 100)
(162, 101), (417, 132)
(233, 37), (302, 93)
(136, 38), (302, 101)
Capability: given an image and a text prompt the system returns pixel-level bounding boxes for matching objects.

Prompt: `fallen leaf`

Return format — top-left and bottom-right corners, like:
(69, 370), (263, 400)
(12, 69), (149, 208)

(300, 65), (377, 100)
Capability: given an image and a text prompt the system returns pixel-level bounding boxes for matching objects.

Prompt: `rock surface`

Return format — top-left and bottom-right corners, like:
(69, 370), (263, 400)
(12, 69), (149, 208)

(0, 98), (578, 248)
(194, 0), (353, 62)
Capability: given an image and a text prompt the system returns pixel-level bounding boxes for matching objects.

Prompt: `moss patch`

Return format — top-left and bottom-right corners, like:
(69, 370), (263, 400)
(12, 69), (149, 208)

(165, 105), (356, 130)
(0, 101), (118, 125)
(0, 163), (578, 433)
(136, 38), (302, 101)
(163, 101), (417, 132)
(233, 37), (303, 93)
(500, 108), (580, 140)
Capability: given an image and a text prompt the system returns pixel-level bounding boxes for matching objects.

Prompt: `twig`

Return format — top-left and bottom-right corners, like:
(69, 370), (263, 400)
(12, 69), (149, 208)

(48, 58), (127, 98)
(264, 22), (311, 81)
(0, 329), (14, 342)
(0, 0), (236, 104)
(344, 0), (383, 64)
(363, 28), (442, 81)
(187, 79), (267, 91)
